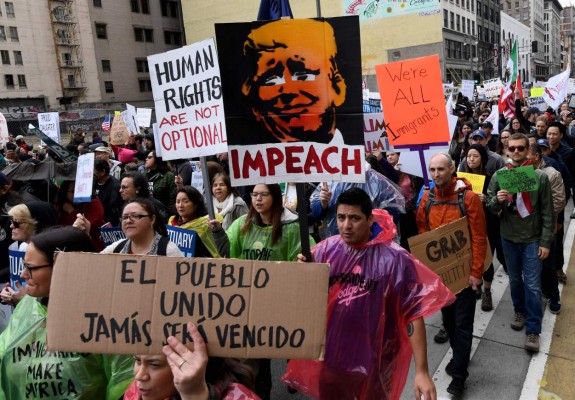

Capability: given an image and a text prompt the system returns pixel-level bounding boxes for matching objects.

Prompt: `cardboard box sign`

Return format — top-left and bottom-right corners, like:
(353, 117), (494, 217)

(408, 217), (491, 294)
(47, 253), (329, 359)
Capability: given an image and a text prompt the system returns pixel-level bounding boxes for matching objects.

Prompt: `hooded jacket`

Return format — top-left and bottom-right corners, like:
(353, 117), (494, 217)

(416, 177), (487, 280)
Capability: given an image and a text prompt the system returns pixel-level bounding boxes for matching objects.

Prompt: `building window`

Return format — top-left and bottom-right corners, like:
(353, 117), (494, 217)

(5, 74), (13, 88)
(462, 17), (466, 33)
(141, 0), (149, 13)
(132, 0), (149, 14)
(1, 50), (9, 65)
(93, 0), (102, 7)
(472, 21), (475, 35)
(515, 0), (519, 7)
(477, 1), (481, 15)
(17, 74), (25, 88)
(456, 0), (459, 6)
(160, 0), (179, 18)
(0, 26), (5, 41)
(523, 11), (529, 20)
(13, 50), (21, 65)
(466, 0), (470, 10)
(136, 58), (149, 72)
(134, 27), (154, 42)
(104, 81), (114, 93)
(523, 0), (528, 6)
(9, 26), (17, 42)
(450, 12), (454, 29)
(444, 10), (448, 27)
(164, 30), (182, 45)
(95, 23), (107, 39)
(139, 79), (152, 92)
(101, 59), (111, 72)
(456, 15), (460, 31)
(5, 2), (14, 17)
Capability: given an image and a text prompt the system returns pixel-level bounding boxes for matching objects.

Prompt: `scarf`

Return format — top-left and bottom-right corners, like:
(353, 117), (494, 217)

(213, 194), (234, 217)
(507, 160), (533, 218)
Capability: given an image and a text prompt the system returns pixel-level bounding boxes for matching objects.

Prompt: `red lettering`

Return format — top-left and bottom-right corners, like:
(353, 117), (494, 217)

(231, 149), (240, 179)
(266, 147), (284, 175)
(285, 146), (304, 174)
(304, 145), (323, 174)
(170, 130), (181, 151)
(243, 150), (266, 178)
(321, 147), (339, 174)
(341, 148), (362, 175)
(159, 113), (187, 128)
(161, 132), (173, 151)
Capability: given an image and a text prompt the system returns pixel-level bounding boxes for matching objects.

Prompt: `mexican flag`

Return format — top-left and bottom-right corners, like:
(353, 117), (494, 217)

(499, 40), (523, 118)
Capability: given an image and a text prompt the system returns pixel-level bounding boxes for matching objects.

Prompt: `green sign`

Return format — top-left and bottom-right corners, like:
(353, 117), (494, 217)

(497, 165), (538, 193)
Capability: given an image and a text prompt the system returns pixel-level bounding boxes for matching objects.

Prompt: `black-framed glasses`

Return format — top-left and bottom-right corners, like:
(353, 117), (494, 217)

(9, 218), (25, 229)
(23, 262), (51, 278)
(121, 214), (151, 222)
(250, 192), (271, 198)
(508, 146), (526, 153)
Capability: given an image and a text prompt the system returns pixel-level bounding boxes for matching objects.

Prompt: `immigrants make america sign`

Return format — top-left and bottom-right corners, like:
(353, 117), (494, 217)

(148, 38), (227, 160)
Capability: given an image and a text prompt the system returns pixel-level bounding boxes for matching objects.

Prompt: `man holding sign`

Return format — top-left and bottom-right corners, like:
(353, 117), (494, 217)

(487, 133), (553, 353)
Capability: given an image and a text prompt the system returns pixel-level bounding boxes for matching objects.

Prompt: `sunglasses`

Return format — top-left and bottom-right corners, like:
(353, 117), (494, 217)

(9, 218), (24, 228)
(508, 146), (526, 152)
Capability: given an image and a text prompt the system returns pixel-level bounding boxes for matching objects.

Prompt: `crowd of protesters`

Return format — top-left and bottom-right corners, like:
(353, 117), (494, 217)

(0, 87), (572, 399)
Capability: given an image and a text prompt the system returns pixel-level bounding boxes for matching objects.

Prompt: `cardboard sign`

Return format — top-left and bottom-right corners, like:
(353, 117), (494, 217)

(530, 87), (544, 97)
(166, 226), (197, 257)
(215, 17), (365, 186)
(47, 253), (329, 358)
(460, 80), (475, 99)
(376, 55), (450, 146)
(110, 114), (130, 145)
(73, 153), (95, 203)
(483, 78), (503, 99)
(497, 165), (538, 193)
(0, 112), (9, 143)
(409, 217), (491, 294)
(99, 227), (126, 247)
(457, 172), (486, 194)
(363, 112), (391, 153)
(38, 112), (61, 144)
(9, 249), (25, 290)
(148, 38), (228, 161)
(137, 108), (153, 128)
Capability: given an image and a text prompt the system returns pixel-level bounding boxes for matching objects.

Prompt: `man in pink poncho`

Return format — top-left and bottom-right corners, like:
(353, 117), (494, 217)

(283, 188), (455, 400)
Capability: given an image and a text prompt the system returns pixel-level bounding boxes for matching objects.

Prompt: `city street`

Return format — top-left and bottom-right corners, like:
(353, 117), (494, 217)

(268, 203), (575, 400)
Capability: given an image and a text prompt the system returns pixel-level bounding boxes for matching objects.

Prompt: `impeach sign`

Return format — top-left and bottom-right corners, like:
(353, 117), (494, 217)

(47, 253), (328, 359)
(497, 166), (538, 193)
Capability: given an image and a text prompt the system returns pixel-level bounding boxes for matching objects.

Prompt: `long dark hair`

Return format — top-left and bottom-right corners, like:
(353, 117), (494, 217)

(149, 150), (171, 173)
(206, 358), (255, 399)
(461, 144), (488, 175)
(175, 186), (207, 223)
(241, 184), (283, 245)
(30, 226), (96, 266)
(124, 197), (167, 237)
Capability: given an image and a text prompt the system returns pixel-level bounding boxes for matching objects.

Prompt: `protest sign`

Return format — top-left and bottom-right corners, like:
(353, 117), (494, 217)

(457, 172), (486, 194)
(99, 227), (126, 247)
(485, 105), (499, 135)
(30, 127), (77, 162)
(73, 153), (95, 203)
(527, 96), (547, 112)
(215, 17), (365, 186)
(110, 114), (130, 145)
(343, 0), (440, 20)
(483, 78), (503, 98)
(376, 54), (449, 146)
(47, 252), (329, 359)
(9, 249), (25, 290)
(409, 217), (492, 294)
(497, 165), (538, 193)
(363, 112), (391, 153)
(393, 145), (450, 178)
(152, 123), (162, 157)
(568, 78), (575, 95)
(530, 87), (544, 97)
(0, 113), (9, 143)
(137, 108), (153, 128)
(38, 112), (61, 144)
(122, 104), (139, 136)
(460, 80), (474, 99)
(148, 38), (228, 161)
(166, 226), (197, 257)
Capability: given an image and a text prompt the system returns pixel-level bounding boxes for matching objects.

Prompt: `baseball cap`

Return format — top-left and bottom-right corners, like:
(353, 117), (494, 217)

(94, 146), (112, 155)
(536, 138), (550, 148)
(480, 121), (493, 129)
(15, 135), (24, 141)
(471, 129), (487, 139)
(527, 107), (541, 116)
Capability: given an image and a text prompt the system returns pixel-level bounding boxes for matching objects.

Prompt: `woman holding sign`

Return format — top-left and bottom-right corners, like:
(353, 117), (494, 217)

(0, 226), (134, 399)
(124, 322), (259, 400)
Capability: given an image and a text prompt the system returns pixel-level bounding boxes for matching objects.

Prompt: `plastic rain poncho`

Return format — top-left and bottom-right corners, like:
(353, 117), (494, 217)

(282, 209), (455, 400)
(310, 167), (406, 238)
(0, 295), (133, 400)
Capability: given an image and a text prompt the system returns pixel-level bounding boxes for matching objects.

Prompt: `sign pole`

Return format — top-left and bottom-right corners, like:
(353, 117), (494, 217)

(296, 183), (311, 262)
(200, 156), (215, 219)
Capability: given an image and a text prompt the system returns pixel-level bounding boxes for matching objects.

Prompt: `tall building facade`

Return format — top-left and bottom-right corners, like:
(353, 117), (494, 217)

(560, 6), (574, 74)
(443, 0), (479, 83)
(501, 12), (532, 81)
(475, 0), (501, 80)
(543, 0), (563, 77)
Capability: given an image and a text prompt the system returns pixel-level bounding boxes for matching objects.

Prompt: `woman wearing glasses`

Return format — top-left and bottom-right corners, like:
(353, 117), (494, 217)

(0, 201), (57, 307)
(168, 186), (227, 258)
(0, 226), (134, 399)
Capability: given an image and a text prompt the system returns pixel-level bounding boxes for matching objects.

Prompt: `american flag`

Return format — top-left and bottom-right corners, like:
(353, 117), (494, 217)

(101, 114), (110, 131)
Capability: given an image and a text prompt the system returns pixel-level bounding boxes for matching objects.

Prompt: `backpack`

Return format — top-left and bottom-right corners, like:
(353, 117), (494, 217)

(424, 187), (467, 231)
(113, 236), (170, 255)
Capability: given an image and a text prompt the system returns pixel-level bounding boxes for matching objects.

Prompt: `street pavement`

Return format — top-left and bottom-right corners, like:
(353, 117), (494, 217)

(268, 204), (575, 399)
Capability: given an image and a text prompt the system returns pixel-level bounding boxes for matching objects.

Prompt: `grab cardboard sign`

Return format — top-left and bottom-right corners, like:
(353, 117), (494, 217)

(47, 253), (328, 359)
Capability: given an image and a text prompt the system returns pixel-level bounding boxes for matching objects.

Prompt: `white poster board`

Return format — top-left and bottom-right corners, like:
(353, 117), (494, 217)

(73, 153), (95, 203)
(137, 108), (153, 128)
(483, 78), (503, 99)
(460, 80), (475, 99)
(0, 113), (9, 144)
(38, 112), (61, 144)
(122, 104), (139, 136)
